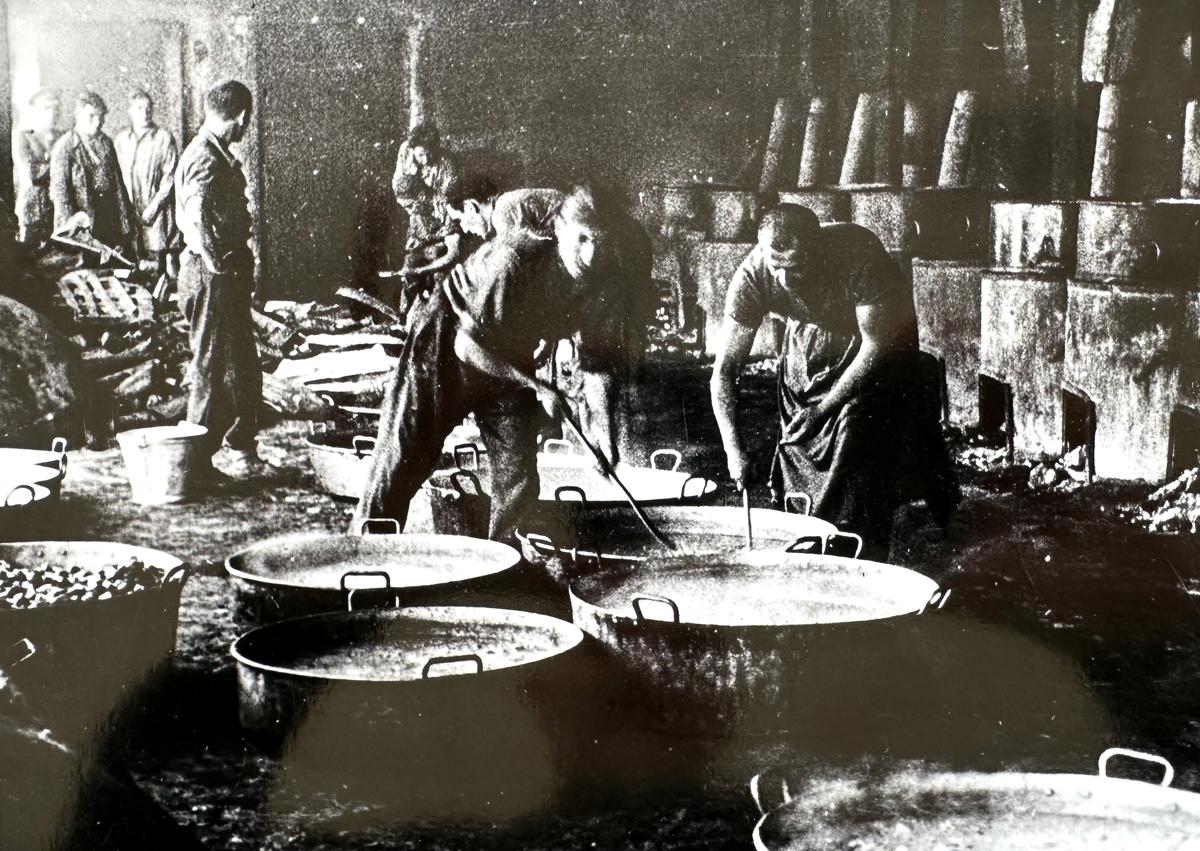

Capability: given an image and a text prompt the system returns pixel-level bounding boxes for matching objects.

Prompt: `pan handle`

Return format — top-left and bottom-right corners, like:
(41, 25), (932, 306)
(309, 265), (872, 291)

(785, 535), (823, 554)
(51, 437), (69, 478)
(422, 653), (484, 679)
(9, 637), (36, 665)
(555, 485), (588, 510)
(524, 532), (560, 557)
(450, 469), (485, 497)
(824, 531), (864, 558)
(1099, 748), (1175, 786)
(783, 491), (813, 516)
(341, 570), (394, 612)
(748, 772), (794, 816)
(649, 448), (682, 471)
(161, 564), (191, 587)
(453, 443), (483, 469)
(351, 435), (376, 456)
(542, 438), (577, 456)
(4, 484), (35, 507)
(359, 518), (400, 536)
(918, 588), (953, 614)
(681, 475), (711, 500)
(632, 594), (680, 624)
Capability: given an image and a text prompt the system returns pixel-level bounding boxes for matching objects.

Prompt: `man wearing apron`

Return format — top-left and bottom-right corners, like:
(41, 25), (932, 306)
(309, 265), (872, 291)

(710, 204), (956, 559)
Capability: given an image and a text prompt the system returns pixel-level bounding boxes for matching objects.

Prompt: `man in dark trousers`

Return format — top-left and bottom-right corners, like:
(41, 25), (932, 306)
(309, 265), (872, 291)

(174, 79), (261, 478)
(710, 204), (956, 559)
(354, 185), (637, 543)
(49, 91), (137, 260)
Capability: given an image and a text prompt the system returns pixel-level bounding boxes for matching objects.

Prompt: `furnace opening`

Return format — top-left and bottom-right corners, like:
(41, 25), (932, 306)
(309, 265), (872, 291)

(1062, 387), (1096, 480)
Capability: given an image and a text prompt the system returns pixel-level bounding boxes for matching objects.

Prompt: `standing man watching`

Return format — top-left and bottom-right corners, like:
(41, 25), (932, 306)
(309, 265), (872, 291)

(175, 79), (261, 479)
(49, 91), (137, 260)
(13, 88), (61, 248)
(709, 204), (956, 559)
(115, 89), (179, 280)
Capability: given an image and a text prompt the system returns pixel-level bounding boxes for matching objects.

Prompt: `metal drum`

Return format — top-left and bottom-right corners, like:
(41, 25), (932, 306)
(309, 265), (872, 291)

(569, 550), (940, 737)
(225, 523), (523, 625)
(751, 749), (1200, 851)
(232, 606), (588, 819)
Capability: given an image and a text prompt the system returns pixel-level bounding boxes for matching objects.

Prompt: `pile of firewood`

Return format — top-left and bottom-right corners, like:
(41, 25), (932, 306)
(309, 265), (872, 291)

(1132, 466), (1200, 533)
(72, 292), (405, 440)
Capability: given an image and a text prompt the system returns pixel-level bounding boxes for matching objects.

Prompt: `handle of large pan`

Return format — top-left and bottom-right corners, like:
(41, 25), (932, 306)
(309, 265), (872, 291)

(649, 448), (682, 471)
(453, 443), (483, 469)
(919, 587), (953, 614)
(783, 491), (813, 516)
(824, 531), (864, 558)
(748, 771), (794, 816)
(51, 437), (69, 478)
(422, 653), (484, 678)
(632, 594), (681, 623)
(681, 476), (712, 500)
(450, 469), (485, 497)
(161, 564), (192, 587)
(359, 518), (401, 536)
(542, 438), (577, 456)
(784, 532), (863, 558)
(1099, 747), (1175, 786)
(555, 485), (589, 510)
(3, 484), (36, 507)
(340, 570), (394, 612)
(351, 435), (376, 457)
(524, 532), (561, 558)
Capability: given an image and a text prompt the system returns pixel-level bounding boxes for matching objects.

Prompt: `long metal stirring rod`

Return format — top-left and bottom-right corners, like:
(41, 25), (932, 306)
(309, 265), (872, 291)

(742, 486), (753, 549)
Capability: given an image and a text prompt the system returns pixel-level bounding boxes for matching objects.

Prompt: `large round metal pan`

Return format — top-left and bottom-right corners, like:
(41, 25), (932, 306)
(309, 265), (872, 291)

(232, 605), (587, 819)
(751, 749), (1200, 850)
(569, 550), (940, 737)
(225, 524), (523, 625)
(0, 541), (188, 747)
(517, 503), (852, 583)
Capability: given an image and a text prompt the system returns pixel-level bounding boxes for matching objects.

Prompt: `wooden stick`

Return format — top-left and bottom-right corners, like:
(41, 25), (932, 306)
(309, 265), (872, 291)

(1184, 100), (1200, 198)
(558, 410), (675, 551)
(743, 487), (753, 549)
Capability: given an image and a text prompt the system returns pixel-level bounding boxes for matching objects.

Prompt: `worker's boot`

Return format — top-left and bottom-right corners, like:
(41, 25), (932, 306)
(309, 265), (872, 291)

(221, 448), (270, 479)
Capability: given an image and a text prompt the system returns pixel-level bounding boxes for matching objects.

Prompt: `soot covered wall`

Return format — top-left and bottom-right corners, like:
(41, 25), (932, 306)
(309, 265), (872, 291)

(253, 0), (791, 300)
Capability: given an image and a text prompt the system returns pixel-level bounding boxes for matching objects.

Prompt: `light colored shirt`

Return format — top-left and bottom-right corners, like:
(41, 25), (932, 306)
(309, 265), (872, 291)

(114, 124), (178, 252)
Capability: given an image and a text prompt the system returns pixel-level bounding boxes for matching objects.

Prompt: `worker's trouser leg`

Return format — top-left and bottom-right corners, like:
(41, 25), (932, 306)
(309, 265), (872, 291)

(476, 393), (541, 544)
(352, 295), (471, 531)
(178, 253), (261, 458)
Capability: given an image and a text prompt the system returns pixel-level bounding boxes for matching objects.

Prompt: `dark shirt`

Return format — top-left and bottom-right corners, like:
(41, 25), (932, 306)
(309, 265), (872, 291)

(49, 129), (136, 252)
(175, 128), (252, 265)
(725, 222), (914, 394)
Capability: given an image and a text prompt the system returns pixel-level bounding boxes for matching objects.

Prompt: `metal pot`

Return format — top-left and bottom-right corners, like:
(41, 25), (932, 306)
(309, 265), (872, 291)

(0, 541), (188, 748)
(232, 605), (588, 819)
(1076, 199), (1200, 286)
(517, 499), (854, 584)
(305, 427), (483, 501)
(990, 200), (1077, 275)
(750, 749), (1200, 851)
(0, 438), (68, 496)
(224, 522), (523, 626)
(568, 550), (941, 737)
(777, 191), (850, 224)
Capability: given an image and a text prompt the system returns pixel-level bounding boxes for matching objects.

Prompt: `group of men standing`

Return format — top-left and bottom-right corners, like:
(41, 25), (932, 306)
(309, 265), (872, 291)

(13, 86), (178, 276)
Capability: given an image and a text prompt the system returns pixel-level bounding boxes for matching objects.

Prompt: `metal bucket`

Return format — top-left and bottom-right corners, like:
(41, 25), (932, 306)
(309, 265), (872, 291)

(115, 422), (208, 505)
(232, 605), (589, 819)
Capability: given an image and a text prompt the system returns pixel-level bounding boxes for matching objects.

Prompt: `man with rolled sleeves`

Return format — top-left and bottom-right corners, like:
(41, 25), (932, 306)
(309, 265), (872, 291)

(174, 79), (261, 478)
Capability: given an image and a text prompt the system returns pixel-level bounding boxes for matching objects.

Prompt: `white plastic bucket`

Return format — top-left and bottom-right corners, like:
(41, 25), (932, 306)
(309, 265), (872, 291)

(115, 422), (209, 505)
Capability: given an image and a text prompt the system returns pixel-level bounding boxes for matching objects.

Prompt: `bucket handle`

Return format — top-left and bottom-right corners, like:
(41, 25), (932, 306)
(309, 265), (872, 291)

(555, 485), (588, 509)
(1099, 748), (1174, 786)
(3, 484), (35, 507)
(632, 594), (680, 624)
(524, 532), (560, 557)
(351, 435), (376, 457)
(453, 443), (483, 469)
(783, 491), (813, 516)
(450, 469), (485, 497)
(422, 653), (484, 679)
(681, 476), (711, 500)
(542, 438), (577, 456)
(359, 518), (400, 536)
(649, 448), (682, 472)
